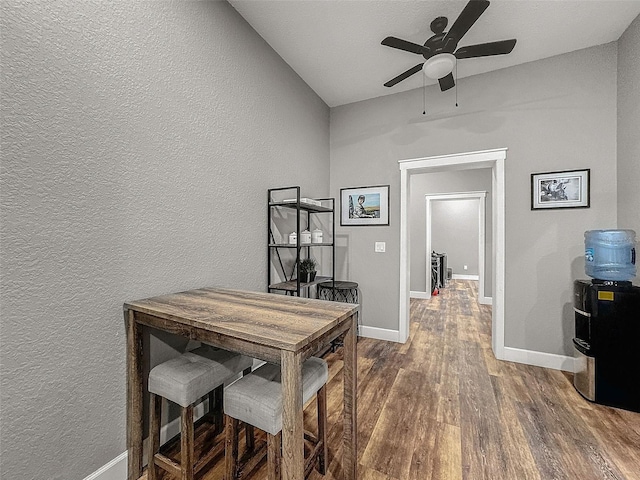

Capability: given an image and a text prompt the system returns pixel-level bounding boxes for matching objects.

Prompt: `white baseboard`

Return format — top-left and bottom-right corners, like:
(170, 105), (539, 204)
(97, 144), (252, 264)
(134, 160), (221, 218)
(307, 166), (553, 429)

(451, 274), (480, 280)
(478, 296), (492, 305)
(359, 325), (401, 343)
(502, 346), (575, 373)
(83, 451), (127, 480)
(410, 290), (430, 299)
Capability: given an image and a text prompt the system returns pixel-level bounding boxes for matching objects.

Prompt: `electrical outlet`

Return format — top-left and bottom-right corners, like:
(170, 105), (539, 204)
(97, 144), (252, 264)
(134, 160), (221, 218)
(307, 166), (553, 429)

(463, 265), (468, 270)
(375, 242), (386, 253)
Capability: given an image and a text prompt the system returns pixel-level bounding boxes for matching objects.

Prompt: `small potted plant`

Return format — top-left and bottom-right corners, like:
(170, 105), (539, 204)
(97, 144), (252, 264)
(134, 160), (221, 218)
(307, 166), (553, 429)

(299, 258), (317, 283)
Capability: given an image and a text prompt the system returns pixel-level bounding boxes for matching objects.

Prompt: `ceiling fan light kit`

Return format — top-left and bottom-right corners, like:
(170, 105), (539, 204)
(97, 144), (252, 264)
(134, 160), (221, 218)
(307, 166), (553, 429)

(381, 0), (516, 92)
(423, 54), (456, 79)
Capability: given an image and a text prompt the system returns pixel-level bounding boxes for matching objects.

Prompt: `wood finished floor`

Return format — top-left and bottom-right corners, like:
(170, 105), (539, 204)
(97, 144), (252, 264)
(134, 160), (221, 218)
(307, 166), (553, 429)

(144, 280), (640, 480)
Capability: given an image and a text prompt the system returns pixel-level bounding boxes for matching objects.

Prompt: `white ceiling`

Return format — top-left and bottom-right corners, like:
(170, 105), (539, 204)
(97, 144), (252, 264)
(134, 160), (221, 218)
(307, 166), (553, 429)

(229, 0), (640, 107)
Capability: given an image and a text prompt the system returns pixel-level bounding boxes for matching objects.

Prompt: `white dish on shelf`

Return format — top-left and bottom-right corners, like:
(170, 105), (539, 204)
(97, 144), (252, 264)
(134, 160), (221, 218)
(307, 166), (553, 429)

(300, 229), (312, 244)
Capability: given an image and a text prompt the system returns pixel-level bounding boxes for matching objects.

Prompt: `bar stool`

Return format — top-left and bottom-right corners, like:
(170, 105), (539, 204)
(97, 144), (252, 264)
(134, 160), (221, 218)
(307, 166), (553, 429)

(223, 357), (329, 480)
(147, 345), (253, 480)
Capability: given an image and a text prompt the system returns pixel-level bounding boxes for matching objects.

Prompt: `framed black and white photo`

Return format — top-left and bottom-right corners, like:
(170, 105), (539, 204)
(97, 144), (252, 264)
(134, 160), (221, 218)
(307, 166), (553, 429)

(531, 169), (590, 210)
(340, 185), (389, 226)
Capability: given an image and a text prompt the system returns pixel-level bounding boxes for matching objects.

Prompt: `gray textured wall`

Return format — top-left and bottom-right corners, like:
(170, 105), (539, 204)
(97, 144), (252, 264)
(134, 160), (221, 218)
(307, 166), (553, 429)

(618, 13), (640, 287)
(409, 169), (492, 294)
(0, 1), (329, 478)
(431, 199), (480, 276)
(330, 44), (619, 355)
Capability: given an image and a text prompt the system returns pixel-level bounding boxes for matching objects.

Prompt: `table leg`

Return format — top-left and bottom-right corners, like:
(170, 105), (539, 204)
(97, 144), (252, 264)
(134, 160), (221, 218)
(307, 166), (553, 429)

(126, 310), (144, 480)
(281, 350), (304, 480)
(343, 314), (358, 480)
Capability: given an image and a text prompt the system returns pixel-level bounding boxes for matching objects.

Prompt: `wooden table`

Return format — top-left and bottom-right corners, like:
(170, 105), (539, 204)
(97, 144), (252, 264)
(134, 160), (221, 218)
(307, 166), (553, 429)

(124, 287), (359, 480)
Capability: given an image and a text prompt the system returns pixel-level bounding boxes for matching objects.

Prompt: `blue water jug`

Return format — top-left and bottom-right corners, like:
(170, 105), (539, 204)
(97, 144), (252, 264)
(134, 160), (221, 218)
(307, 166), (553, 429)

(584, 230), (636, 281)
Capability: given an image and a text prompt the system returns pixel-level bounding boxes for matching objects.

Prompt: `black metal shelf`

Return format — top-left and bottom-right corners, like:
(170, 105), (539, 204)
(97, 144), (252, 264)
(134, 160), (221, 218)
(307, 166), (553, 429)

(268, 186), (335, 298)
(269, 201), (333, 213)
(268, 276), (333, 292)
(269, 242), (334, 248)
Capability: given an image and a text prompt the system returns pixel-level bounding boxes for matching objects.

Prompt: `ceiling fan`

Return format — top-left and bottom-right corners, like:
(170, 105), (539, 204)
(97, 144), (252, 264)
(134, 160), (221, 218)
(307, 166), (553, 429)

(381, 0), (516, 91)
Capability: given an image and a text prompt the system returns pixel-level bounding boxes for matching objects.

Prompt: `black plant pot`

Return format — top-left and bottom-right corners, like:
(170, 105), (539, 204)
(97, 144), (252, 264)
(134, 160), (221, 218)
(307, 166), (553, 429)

(299, 271), (317, 283)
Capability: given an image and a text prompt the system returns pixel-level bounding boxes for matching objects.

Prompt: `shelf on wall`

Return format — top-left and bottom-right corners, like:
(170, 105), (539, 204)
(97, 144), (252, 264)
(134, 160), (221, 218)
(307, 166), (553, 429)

(268, 276), (333, 292)
(269, 201), (333, 213)
(269, 242), (334, 248)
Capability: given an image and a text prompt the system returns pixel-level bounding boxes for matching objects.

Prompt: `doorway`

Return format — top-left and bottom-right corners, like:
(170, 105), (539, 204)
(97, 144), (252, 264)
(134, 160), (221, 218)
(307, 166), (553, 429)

(398, 148), (506, 360)
(425, 192), (488, 304)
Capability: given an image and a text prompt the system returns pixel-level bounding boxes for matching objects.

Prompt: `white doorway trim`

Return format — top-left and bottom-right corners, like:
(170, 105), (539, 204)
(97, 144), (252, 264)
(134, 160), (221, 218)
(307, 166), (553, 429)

(425, 191), (488, 304)
(398, 148), (506, 360)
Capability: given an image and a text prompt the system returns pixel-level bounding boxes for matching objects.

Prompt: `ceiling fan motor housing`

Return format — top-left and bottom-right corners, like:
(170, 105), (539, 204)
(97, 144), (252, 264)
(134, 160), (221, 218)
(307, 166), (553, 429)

(430, 16), (448, 35)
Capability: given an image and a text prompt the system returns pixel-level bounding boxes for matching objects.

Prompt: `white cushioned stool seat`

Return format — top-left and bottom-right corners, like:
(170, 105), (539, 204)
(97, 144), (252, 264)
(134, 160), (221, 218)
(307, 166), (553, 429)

(148, 345), (253, 408)
(224, 357), (328, 435)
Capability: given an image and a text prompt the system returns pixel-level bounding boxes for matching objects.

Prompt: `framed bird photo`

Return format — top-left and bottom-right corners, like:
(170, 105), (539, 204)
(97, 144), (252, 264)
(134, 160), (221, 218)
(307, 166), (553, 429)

(340, 185), (390, 226)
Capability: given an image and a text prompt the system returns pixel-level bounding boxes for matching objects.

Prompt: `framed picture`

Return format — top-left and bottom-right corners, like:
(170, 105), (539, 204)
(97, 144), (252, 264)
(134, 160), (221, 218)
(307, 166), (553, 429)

(531, 169), (590, 210)
(340, 185), (390, 226)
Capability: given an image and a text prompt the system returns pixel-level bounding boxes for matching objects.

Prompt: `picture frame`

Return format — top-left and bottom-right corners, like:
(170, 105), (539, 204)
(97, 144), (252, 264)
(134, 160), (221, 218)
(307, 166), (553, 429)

(340, 185), (390, 226)
(531, 169), (590, 210)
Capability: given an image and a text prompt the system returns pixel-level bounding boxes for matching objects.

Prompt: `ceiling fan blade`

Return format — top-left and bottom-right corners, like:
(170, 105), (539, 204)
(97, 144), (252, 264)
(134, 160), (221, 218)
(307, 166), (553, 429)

(384, 63), (424, 87)
(382, 36), (428, 55)
(455, 39), (517, 59)
(438, 73), (455, 91)
(444, 0), (490, 48)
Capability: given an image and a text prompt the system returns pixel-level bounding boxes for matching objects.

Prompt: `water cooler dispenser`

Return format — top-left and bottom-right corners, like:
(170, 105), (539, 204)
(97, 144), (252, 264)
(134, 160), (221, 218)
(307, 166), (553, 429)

(573, 230), (640, 412)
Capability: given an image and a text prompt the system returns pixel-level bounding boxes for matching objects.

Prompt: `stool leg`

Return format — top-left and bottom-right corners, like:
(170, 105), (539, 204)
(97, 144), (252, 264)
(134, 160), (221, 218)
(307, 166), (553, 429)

(239, 367), (255, 455)
(245, 424), (255, 454)
(148, 393), (162, 480)
(225, 415), (240, 480)
(210, 385), (224, 435)
(317, 385), (328, 475)
(181, 404), (194, 480)
(267, 432), (282, 480)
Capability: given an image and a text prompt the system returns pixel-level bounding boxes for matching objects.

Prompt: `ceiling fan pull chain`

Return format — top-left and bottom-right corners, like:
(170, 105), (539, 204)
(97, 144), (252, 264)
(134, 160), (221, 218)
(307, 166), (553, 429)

(423, 74), (426, 115)
(455, 62), (459, 107)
